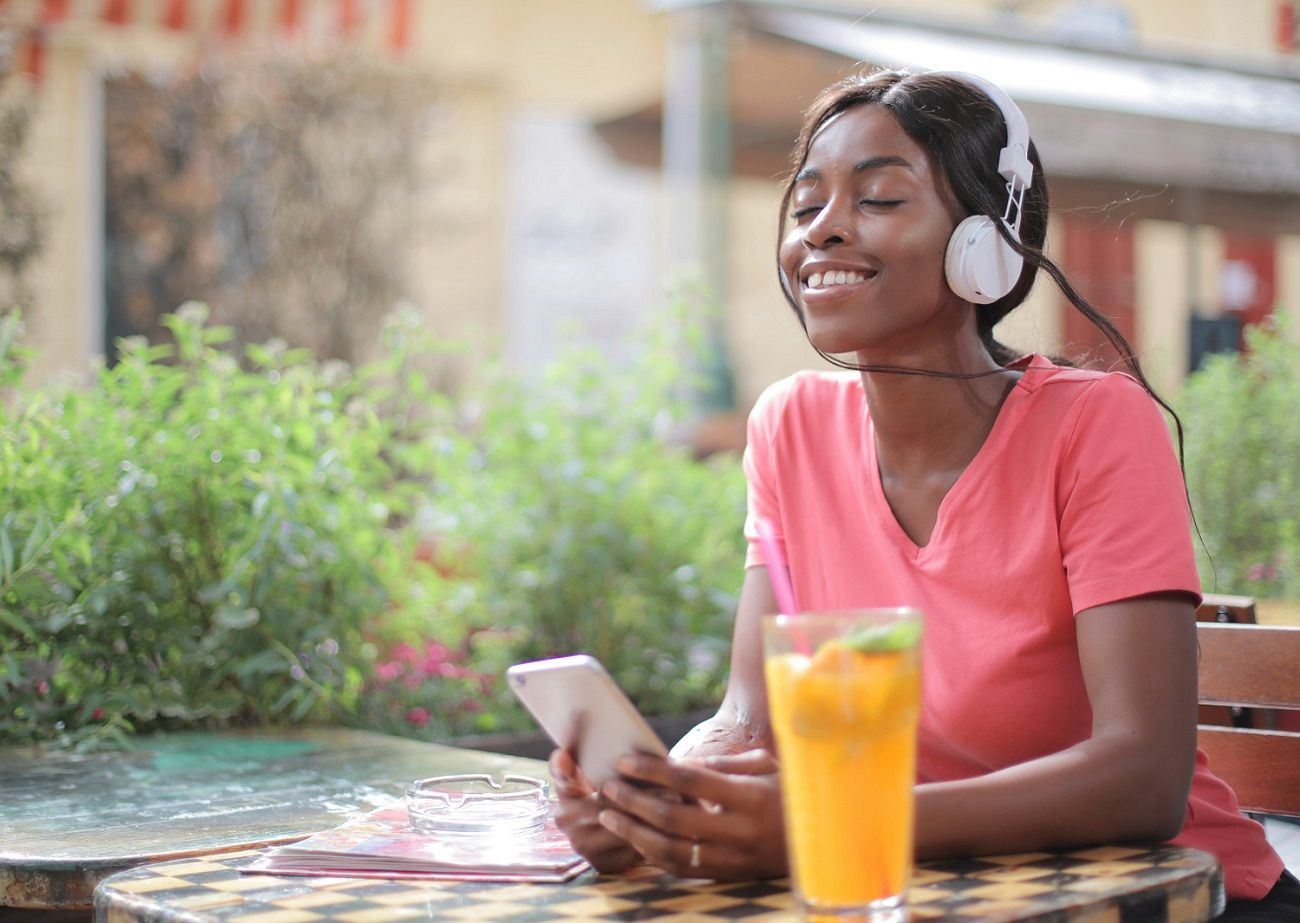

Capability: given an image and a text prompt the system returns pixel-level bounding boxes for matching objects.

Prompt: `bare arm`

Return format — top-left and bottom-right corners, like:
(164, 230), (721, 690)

(914, 593), (1199, 857)
(669, 567), (778, 758)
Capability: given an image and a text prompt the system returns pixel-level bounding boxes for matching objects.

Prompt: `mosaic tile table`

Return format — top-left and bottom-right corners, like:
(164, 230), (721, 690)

(94, 843), (1222, 923)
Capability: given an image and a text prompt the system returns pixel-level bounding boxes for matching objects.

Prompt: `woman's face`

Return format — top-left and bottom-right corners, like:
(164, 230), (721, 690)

(778, 103), (968, 359)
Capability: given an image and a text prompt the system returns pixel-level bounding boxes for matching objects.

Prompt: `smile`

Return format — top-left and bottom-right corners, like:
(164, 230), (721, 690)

(803, 270), (876, 292)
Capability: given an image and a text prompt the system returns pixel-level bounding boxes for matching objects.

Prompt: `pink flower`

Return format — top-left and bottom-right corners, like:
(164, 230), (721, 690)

(458, 698), (483, 714)
(37, 681), (49, 696)
(374, 661), (404, 683)
(392, 643), (420, 664)
(405, 707), (431, 726)
(1248, 563), (1266, 581)
(403, 673), (425, 690)
(92, 708), (105, 721)
(422, 642), (450, 672)
(438, 662), (467, 678)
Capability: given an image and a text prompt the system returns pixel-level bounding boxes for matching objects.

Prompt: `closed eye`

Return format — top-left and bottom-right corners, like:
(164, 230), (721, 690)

(790, 199), (904, 222)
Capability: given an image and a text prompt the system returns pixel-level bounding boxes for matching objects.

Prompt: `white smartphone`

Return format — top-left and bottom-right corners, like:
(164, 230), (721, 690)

(506, 654), (668, 787)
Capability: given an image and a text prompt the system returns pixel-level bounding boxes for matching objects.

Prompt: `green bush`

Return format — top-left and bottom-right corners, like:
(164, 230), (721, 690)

(398, 327), (747, 735)
(0, 304), (447, 749)
(1180, 319), (1300, 600)
(0, 303), (747, 749)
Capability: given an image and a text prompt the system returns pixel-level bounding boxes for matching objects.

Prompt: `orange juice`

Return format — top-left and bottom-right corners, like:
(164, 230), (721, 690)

(763, 613), (921, 919)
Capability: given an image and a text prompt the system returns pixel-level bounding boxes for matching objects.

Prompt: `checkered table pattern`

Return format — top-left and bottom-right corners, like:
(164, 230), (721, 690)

(94, 844), (1222, 923)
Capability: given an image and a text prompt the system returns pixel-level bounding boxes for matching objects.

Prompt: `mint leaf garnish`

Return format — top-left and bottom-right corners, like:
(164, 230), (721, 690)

(842, 620), (922, 653)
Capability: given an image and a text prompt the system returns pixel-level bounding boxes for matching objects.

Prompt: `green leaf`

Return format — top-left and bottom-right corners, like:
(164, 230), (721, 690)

(0, 526), (12, 580)
(290, 689), (319, 721)
(0, 606), (36, 639)
(214, 607), (260, 630)
(20, 509), (48, 567)
(270, 685), (300, 714)
(842, 619), (923, 654)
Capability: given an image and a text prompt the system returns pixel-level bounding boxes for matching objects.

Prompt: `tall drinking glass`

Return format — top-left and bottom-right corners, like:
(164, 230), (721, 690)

(762, 609), (922, 922)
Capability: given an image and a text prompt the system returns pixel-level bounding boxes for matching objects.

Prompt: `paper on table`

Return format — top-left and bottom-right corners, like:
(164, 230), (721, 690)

(246, 803), (591, 883)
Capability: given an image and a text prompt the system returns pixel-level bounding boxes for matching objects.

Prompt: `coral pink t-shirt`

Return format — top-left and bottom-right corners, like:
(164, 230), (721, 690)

(742, 355), (1283, 899)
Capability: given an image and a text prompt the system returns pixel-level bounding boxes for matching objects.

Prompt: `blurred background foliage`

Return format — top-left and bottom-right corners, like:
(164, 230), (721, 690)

(1180, 318), (1300, 601)
(0, 37), (45, 321)
(103, 51), (434, 367)
(0, 303), (745, 751)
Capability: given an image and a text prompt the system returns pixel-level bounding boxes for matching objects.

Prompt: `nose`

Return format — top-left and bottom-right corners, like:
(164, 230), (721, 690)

(801, 198), (853, 250)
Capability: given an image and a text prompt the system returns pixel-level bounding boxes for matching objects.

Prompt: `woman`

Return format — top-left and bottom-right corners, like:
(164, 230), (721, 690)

(551, 69), (1297, 919)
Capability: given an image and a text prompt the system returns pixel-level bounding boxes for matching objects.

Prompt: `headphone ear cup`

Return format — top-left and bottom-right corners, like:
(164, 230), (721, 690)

(945, 215), (1024, 305)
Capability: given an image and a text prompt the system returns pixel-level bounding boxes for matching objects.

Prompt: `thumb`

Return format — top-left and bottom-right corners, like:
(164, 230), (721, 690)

(694, 748), (779, 775)
(549, 748), (595, 796)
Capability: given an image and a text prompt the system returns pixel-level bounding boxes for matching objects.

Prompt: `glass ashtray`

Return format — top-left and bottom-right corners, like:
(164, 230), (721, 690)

(405, 774), (550, 835)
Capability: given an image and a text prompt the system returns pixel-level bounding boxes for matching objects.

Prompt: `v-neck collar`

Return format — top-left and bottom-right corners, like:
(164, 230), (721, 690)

(859, 356), (1038, 559)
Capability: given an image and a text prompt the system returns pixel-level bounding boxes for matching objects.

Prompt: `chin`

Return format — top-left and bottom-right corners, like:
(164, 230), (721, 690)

(804, 321), (879, 357)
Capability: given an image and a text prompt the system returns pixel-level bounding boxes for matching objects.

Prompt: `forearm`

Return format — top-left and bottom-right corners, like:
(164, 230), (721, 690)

(915, 734), (1191, 859)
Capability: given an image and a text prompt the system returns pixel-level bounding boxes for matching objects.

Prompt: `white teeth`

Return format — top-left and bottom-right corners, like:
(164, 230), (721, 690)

(806, 270), (870, 288)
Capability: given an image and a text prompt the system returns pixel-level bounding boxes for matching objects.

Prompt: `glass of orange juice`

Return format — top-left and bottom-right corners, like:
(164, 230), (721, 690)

(762, 609), (922, 922)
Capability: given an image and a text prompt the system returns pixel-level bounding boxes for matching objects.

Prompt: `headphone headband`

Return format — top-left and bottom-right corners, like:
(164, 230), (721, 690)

(928, 70), (1034, 304)
(927, 70), (1033, 193)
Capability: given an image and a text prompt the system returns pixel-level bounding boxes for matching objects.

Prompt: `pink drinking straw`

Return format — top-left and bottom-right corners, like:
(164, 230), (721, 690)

(754, 516), (800, 616)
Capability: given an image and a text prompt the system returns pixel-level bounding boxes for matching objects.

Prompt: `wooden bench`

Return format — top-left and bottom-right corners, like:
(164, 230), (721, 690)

(1195, 594), (1257, 729)
(1195, 619), (1300, 816)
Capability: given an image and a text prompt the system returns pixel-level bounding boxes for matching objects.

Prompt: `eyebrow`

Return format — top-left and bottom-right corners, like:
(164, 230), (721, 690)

(794, 155), (914, 184)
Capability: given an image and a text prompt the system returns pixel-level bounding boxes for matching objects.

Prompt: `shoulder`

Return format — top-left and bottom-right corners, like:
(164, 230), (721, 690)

(1015, 355), (1162, 435)
(748, 369), (862, 436)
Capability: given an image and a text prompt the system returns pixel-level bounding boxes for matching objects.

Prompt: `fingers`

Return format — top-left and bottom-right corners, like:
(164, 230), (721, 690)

(555, 749), (787, 880)
(550, 749), (642, 874)
(693, 749), (780, 775)
(611, 752), (776, 811)
(555, 796), (641, 873)
(548, 748), (594, 798)
(595, 752), (787, 880)
(599, 777), (731, 842)
(597, 807), (714, 878)
(597, 805), (783, 881)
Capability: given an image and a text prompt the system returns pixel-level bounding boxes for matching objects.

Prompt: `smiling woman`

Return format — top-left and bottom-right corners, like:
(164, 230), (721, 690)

(549, 69), (1300, 922)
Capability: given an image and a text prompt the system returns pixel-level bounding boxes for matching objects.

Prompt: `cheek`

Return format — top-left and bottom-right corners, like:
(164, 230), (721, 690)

(777, 233), (804, 287)
(887, 221), (954, 280)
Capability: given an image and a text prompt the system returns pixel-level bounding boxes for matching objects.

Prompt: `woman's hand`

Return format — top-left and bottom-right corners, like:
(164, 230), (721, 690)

(549, 749), (642, 874)
(596, 749), (788, 881)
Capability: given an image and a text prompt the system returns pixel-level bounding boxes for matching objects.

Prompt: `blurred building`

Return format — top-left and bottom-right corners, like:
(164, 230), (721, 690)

(6, 0), (1300, 420)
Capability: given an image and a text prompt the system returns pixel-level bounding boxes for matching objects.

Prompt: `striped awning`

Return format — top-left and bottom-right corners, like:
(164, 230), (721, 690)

(1, 0), (415, 82)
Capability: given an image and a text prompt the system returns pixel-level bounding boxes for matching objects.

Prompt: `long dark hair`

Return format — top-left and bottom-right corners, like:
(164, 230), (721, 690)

(776, 69), (1189, 468)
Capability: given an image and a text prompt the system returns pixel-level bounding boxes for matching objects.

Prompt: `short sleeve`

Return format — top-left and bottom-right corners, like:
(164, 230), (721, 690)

(1056, 375), (1202, 614)
(741, 377), (794, 569)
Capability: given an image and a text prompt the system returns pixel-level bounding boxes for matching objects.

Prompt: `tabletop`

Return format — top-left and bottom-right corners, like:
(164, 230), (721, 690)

(93, 843), (1224, 923)
(0, 728), (542, 910)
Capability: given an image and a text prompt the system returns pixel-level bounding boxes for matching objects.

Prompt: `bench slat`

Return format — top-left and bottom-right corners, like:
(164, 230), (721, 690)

(1196, 726), (1300, 816)
(1197, 623), (1300, 708)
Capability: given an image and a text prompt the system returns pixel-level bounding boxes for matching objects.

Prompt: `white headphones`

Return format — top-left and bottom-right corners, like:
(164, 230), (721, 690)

(932, 71), (1034, 305)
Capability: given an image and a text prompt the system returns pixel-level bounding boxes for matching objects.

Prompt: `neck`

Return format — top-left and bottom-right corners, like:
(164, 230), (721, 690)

(858, 340), (1019, 475)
